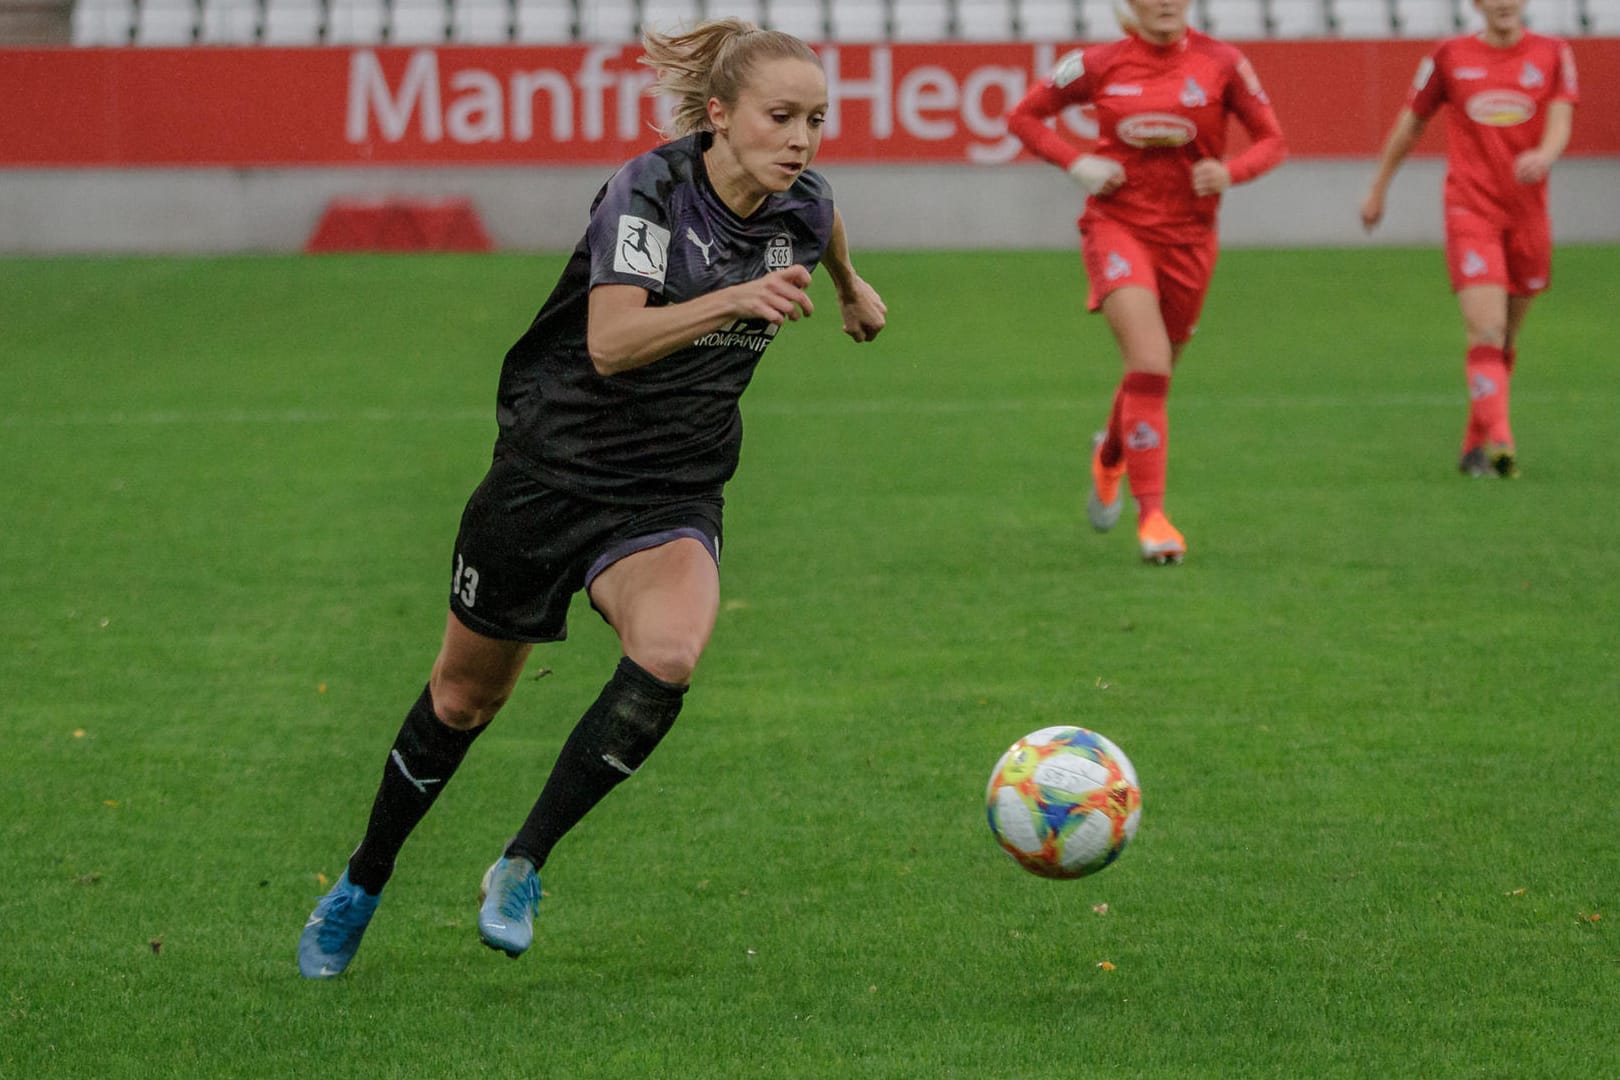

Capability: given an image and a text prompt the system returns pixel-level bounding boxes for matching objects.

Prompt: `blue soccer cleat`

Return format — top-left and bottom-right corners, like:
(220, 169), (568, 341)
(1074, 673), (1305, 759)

(298, 869), (381, 979)
(478, 855), (541, 958)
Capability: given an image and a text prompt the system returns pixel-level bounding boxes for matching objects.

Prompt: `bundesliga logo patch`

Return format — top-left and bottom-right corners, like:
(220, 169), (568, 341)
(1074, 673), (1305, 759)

(614, 215), (670, 284)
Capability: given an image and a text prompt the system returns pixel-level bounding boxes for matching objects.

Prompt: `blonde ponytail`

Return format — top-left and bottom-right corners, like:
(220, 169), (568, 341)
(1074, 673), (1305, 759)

(641, 18), (821, 138)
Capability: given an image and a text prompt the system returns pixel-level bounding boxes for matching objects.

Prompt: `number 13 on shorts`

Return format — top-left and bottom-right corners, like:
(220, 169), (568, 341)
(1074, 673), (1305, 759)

(453, 553), (480, 607)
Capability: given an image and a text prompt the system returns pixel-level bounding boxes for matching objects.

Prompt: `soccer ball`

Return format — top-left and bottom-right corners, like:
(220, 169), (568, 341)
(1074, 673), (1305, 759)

(985, 726), (1142, 879)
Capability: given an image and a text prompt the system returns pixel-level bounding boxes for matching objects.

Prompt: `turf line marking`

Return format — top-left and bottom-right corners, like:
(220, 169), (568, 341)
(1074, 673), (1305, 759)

(0, 392), (1600, 427)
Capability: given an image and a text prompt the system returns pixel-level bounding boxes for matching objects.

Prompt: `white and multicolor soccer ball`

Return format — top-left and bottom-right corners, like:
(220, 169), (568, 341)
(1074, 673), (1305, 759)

(986, 726), (1142, 879)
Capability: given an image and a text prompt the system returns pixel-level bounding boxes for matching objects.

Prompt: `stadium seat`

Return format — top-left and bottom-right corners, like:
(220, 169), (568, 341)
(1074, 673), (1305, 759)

(1021, 0), (1080, 39)
(1588, 0), (1620, 31)
(958, 0), (1015, 39)
(828, 0), (886, 39)
(262, 0), (321, 42)
(893, 0), (951, 39)
(133, 0), (196, 42)
(1202, 0), (1267, 39)
(327, 0), (385, 42)
(1333, 0), (1393, 36)
(1524, 0), (1583, 33)
(513, 0), (570, 40)
(577, 0), (633, 40)
(762, 0), (826, 39)
(639, 0), (698, 35)
(451, 0), (509, 41)
(199, 0), (259, 41)
(390, 0), (447, 41)
(72, 0), (135, 43)
(1391, 0), (1455, 36)
(1269, 0), (1330, 36)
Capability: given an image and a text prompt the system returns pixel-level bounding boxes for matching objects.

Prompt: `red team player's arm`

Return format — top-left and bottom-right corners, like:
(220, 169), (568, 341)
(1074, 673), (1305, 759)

(1220, 68), (1286, 185)
(1194, 55), (1286, 196)
(1360, 47), (1447, 231)
(1009, 71), (1126, 195)
(1516, 44), (1578, 184)
(1007, 79), (1087, 171)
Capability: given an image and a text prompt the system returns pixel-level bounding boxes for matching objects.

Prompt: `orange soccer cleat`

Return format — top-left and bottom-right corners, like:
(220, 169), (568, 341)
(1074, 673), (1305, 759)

(1087, 432), (1127, 533)
(1137, 511), (1186, 566)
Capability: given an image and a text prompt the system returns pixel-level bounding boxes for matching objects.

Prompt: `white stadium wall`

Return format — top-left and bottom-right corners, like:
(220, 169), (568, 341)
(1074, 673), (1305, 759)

(1, 159), (1619, 253)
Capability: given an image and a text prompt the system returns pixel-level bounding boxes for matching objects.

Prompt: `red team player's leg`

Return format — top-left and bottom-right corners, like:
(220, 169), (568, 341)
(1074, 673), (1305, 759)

(1099, 285), (1184, 563)
(1447, 214), (1532, 478)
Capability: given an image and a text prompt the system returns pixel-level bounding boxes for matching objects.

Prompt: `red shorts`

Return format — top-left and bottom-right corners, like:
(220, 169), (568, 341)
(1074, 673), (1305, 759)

(1444, 207), (1551, 296)
(1079, 219), (1218, 344)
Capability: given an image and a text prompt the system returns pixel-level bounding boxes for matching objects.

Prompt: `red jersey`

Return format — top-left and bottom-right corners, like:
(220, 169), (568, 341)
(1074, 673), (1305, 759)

(1008, 30), (1285, 245)
(1408, 32), (1579, 227)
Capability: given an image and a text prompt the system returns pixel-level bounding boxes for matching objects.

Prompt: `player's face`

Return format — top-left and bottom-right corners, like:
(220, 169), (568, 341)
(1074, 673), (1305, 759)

(1474, 0), (1526, 36)
(711, 58), (828, 197)
(1128, 0), (1192, 44)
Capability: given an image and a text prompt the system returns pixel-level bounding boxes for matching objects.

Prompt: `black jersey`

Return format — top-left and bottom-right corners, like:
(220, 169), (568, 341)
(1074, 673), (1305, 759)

(494, 132), (835, 503)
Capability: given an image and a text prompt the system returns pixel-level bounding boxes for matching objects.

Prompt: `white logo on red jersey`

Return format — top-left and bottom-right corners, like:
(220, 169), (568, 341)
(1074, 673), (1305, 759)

(1125, 421), (1161, 451)
(1236, 57), (1267, 102)
(1454, 67), (1486, 80)
(1105, 251), (1132, 281)
(1103, 83), (1143, 96)
(1461, 249), (1488, 278)
(1465, 90), (1535, 127)
(1520, 61), (1545, 89)
(1117, 113), (1198, 148)
(1051, 50), (1085, 89)
(1180, 77), (1207, 108)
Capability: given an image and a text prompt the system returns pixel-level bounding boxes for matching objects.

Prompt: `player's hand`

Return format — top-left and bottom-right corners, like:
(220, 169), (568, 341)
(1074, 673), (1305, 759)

(836, 275), (887, 343)
(731, 265), (814, 325)
(1068, 155), (1125, 196)
(1190, 158), (1231, 197)
(1513, 148), (1553, 185)
(1359, 189), (1385, 232)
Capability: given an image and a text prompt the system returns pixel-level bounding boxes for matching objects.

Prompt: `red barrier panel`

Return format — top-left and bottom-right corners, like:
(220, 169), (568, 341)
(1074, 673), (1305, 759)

(305, 196), (494, 251)
(3, 40), (1617, 167)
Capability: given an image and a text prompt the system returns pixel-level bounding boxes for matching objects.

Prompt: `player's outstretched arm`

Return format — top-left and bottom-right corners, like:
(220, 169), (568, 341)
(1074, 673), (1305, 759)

(586, 267), (814, 375)
(1361, 108), (1427, 232)
(822, 209), (887, 343)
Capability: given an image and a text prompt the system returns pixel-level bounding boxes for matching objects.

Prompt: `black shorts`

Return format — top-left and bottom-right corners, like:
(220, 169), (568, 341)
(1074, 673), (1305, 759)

(448, 453), (723, 643)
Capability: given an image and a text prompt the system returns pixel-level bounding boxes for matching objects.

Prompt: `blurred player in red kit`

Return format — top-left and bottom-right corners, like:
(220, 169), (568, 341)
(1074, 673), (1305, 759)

(1361, 0), (1577, 478)
(1008, 0), (1285, 564)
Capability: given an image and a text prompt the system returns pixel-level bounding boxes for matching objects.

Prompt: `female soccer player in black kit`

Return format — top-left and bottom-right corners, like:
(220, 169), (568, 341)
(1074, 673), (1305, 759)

(299, 19), (887, 978)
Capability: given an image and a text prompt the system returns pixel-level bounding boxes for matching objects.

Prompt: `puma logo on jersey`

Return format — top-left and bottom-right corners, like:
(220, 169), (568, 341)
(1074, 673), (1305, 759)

(1105, 251), (1132, 281)
(1461, 249), (1488, 278)
(686, 227), (716, 267)
(1520, 62), (1545, 89)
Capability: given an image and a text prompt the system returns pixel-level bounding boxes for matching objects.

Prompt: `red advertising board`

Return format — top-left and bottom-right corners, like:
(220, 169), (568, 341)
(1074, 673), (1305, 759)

(3, 39), (1616, 166)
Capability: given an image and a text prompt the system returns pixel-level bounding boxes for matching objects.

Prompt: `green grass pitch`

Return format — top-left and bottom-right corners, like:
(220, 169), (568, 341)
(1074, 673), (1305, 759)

(2, 247), (1616, 1077)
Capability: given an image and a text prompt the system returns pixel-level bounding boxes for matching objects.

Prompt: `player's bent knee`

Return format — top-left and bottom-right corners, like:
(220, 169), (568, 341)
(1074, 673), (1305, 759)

(627, 640), (703, 687)
(429, 677), (509, 731)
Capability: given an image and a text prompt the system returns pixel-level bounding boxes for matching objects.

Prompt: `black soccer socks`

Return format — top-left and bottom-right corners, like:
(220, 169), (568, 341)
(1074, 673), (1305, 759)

(347, 684), (485, 894)
(505, 656), (687, 870)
